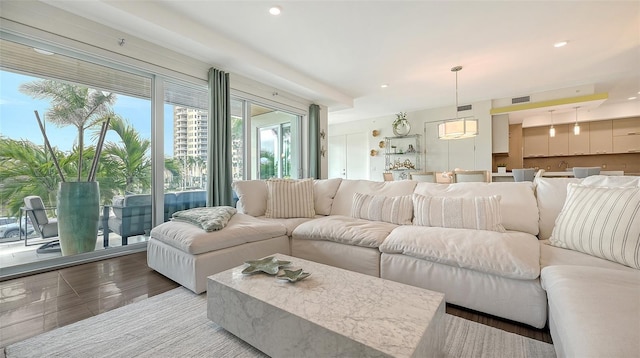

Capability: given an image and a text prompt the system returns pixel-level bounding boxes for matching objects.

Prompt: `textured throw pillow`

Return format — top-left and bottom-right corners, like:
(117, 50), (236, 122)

(265, 179), (315, 218)
(351, 193), (413, 225)
(412, 194), (506, 232)
(550, 184), (640, 269)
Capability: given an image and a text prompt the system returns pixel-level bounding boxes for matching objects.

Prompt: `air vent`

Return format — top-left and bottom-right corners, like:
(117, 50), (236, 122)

(457, 104), (472, 111)
(512, 96), (530, 104)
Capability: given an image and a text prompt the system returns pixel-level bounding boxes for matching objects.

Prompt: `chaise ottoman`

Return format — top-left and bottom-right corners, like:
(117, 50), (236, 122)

(148, 213), (289, 293)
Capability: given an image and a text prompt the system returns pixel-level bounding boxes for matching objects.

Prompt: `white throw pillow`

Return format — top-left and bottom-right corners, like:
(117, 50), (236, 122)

(265, 179), (315, 218)
(314, 178), (342, 215)
(351, 193), (413, 225)
(550, 183), (640, 269)
(232, 180), (267, 217)
(412, 193), (506, 232)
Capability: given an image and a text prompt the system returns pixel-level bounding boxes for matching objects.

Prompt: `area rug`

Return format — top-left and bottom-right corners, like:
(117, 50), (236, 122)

(4, 287), (555, 357)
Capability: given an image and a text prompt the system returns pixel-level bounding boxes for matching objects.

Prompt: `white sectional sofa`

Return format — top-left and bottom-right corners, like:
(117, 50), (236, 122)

(148, 175), (640, 357)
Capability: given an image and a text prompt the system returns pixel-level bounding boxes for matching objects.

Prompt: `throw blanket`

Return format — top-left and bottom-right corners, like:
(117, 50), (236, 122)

(171, 206), (237, 232)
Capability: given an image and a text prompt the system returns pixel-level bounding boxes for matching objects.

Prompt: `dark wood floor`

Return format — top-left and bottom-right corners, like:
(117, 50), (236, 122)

(0, 252), (552, 349)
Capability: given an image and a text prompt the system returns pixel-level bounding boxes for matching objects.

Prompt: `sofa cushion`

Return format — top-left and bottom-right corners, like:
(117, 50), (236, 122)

(331, 179), (417, 216)
(265, 178), (315, 218)
(413, 182), (538, 235)
(149, 213), (287, 255)
(550, 184), (640, 269)
(314, 178), (342, 215)
(292, 215), (398, 248)
(540, 240), (638, 272)
(541, 265), (640, 358)
(581, 174), (640, 188)
(351, 193), (413, 225)
(232, 180), (268, 217)
(533, 177), (582, 240)
(379, 226), (540, 280)
(412, 194), (505, 232)
(256, 216), (319, 237)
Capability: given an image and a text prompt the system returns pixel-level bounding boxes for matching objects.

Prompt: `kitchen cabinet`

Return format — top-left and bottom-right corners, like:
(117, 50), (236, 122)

(612, 117), (640, 153)
(589, 120), (612, 154)
(568, 122), (590, 155)
(523, 126), (549, 157)
(492, 114), (509, 153)
(548, 124), (569, 156)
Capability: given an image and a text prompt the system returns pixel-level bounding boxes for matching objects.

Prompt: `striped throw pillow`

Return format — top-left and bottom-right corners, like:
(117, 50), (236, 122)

(550, 184), (640, 269)
(265, 179), (315, 218)
(413, 194), (506, 232)
(351, 193), (413, 225)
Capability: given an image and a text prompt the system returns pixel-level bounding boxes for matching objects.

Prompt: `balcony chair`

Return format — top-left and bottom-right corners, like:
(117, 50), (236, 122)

(23, 195), (60, 253)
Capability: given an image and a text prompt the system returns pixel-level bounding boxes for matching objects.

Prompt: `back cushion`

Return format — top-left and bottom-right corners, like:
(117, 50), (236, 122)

(581, 175), (640, 188)
(314, 178), (342, 215)
(331, 179), (418, 216)
(23, 196), (48, 224)
(232, 180), (268, 216)
(413, 182), (539, 235)
(534, 177), (582, 240)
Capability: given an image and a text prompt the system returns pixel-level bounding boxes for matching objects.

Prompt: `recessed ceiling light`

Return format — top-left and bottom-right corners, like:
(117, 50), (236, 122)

(380, 84), (389, 88)
(554, 41), (568, 48)
(269, 6), (281, 15)
(628, 96), (638, 100)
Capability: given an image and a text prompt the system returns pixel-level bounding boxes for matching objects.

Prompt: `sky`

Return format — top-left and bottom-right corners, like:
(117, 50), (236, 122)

(0, 71), (175, 156)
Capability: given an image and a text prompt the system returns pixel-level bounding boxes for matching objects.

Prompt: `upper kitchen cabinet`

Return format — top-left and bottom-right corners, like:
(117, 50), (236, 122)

(612, 117), (640, 153)
(523, 126), (549, 157)
(548, 124), (569, 156)
(589, 120), (613, 154)
(568, 122), (590, 155)
(492, 114), (509, 153)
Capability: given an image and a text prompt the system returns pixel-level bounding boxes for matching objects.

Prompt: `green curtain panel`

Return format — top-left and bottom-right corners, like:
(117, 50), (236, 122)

(309, 104), (321, 179)
(207, 68), (233, 206)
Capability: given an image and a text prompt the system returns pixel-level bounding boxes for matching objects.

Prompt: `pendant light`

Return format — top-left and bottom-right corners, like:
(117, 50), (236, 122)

(549, 110), (556, 138)
(573, 107), (581, 135)
(438, 66), (478, 140)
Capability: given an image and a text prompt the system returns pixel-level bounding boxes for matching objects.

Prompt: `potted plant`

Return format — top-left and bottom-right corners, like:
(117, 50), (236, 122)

(21, 80), (114, 256)
(497, 163), (507, 174)
(392, 112), (411, 136)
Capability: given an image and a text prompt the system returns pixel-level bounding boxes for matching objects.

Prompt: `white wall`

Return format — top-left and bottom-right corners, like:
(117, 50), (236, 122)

(329, 100), (493, 180)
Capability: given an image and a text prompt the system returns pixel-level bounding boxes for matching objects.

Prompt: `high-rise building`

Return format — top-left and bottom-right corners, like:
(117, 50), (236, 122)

(173, 106), (208, 162)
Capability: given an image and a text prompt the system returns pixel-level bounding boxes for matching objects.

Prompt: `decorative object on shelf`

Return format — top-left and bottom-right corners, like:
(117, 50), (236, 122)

(370, 149), (378, 157)
(497, 163), (507, 174)
(378, 140), (385, 148)
(276, 269), (311, 282)
(406, 144), (416, 153)
(392, 112), (411, 136)
(372, 129), (380, 137)
(242, 256), (291, 275)
(438, 66), (478, 140)
(391, 145), (397, 153)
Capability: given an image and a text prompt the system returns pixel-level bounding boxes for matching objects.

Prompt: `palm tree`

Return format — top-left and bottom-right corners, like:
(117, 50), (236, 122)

(98, 116), (152, 195)
(19, 80), (115, 181)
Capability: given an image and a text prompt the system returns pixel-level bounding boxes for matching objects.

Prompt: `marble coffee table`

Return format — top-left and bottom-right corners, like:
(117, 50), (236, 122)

(207, 254), (445, 357)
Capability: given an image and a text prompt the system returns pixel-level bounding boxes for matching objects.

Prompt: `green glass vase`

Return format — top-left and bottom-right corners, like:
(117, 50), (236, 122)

(57, 181), (100, 256)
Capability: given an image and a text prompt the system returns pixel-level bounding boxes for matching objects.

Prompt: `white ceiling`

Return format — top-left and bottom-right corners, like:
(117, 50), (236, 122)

(42, 1), (640, 124)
